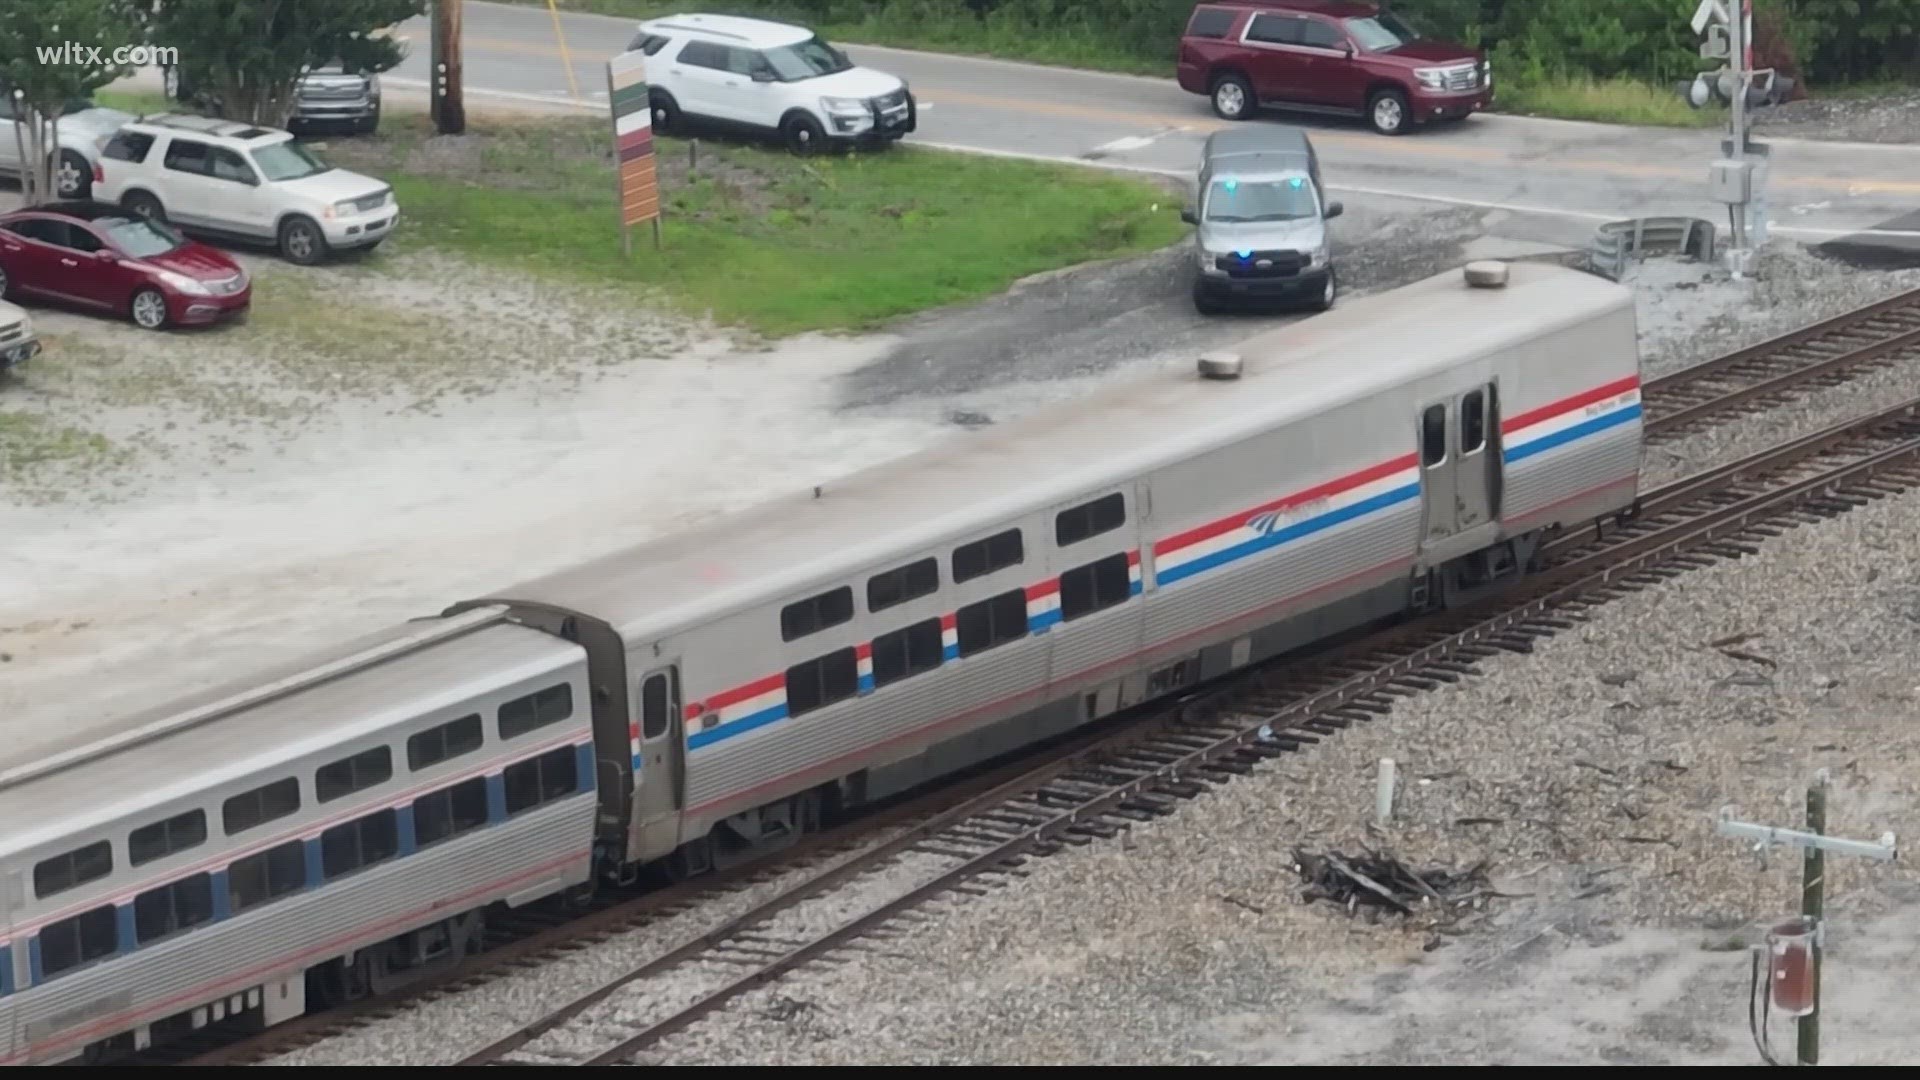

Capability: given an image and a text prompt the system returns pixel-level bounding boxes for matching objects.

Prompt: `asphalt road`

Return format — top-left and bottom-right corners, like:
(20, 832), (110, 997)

(377, 0), (1920, 242)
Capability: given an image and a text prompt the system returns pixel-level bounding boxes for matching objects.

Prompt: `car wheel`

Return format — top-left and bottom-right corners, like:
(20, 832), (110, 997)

(278, 216), (328, 265)
(1211, 73), (1254, 121)
(1368, 89), (1410, 136)
(781, 113), (827, 155)
(55, 150), (91, 199)
(650, 91), (681, 136)
(1310, 270), (1337, 313)
(130, 288), (170, 331)
(122, 190), (167, 224)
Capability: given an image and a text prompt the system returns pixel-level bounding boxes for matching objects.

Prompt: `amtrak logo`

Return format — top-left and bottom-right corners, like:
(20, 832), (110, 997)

(1247, 509), (1284, 536)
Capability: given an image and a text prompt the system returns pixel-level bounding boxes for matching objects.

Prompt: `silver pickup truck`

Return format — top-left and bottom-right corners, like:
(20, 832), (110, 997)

(162, 61), (383, 136)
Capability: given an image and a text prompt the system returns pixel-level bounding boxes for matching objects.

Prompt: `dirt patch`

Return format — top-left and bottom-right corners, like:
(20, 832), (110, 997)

(1750, 88), (1920, 145)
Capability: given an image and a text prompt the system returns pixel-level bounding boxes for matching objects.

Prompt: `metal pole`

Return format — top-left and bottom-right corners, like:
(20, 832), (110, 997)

(1726, 0), (1746, 252)
(1799, 772), (1827, 1066)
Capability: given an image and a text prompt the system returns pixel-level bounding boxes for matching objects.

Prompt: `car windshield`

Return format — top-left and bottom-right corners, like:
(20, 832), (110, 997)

(1205, 177), (1319, 223)
(251, 140), (332, 182)
(1344, 12), (1422, 52)
(761, 37), (853, 81)
(96, 214), (185, 258)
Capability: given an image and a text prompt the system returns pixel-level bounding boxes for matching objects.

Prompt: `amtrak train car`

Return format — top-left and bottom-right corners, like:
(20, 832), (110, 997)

(452, 258), (1643, 880)
(0, 260), (1641, 1063)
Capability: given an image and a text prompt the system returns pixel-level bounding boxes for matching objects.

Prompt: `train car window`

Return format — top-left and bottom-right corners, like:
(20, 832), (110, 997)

(784, 647), (858, 718)
(223, 777), (301, 836)
(952, 528), (1024, 583)
(36, 905), (118, 978)
(956, 589), (1027, 657)
(408, 713), (484, 771)
(504, 746), (580, 816)
(1461, 391), (1486, 454)
(320, 809), (399, 880)
(133, 873), (214, 945)
(1420, 404), (1448, 466)
(499, 683), (575, 741)
(316, 745), (394, 804)
(1055, 493), (1126, 547)
(33, 840), (113, 900)
(228, 840), (306, 914)
(129, 809), (208, 867)
(780, 586), (854, 642)
(867, 557), (939, 613)
(872, 618), (943, 689)
(641, 673), (671, 739)
(413, 776), (490, 848)
(1060, 553), (1132, 622)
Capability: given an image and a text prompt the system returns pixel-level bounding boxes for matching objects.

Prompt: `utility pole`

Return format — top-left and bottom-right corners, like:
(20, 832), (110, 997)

(1714, 772), (1897, 1066)
(431, 0), (465, 135)
(1690, 0), (1772, 278)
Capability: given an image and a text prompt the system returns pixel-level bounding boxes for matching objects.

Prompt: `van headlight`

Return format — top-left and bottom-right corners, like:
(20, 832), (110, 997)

(1414, 67), (1446, 90)
(1309, 244), (1330, 268)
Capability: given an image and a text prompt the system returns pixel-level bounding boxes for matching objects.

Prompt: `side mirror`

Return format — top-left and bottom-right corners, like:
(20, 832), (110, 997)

(1342, 44), (1355, 58)
(1180, 206), (1197, 225)
(1325, 201), (1344, 219)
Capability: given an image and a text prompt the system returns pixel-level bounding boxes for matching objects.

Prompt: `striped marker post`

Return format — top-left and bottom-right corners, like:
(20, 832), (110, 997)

(606, 51), (662, 253)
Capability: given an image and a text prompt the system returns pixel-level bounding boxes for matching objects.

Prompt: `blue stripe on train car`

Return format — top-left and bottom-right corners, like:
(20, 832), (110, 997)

(575, 743), (596, 792)
(116, 906), (136, 955)
(1503, 404), (1642, 465)
(303, 838), (324, 891)
(397, 805), (418, 857)
(211, 870), (233, 921)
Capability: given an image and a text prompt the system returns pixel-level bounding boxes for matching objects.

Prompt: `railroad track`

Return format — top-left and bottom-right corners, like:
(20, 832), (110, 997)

(160, 287), (1920, 1067)
(1640, 286), (1920, 444)
(451, 397), (1920, 1067)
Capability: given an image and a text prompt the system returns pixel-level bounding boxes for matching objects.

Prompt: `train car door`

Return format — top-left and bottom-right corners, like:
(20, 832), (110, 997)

(631, 665), (685, 856)
(2, 869), (18, 1056)
(1453, 384), (1502, 530)
(1417, 400), (1457, 543)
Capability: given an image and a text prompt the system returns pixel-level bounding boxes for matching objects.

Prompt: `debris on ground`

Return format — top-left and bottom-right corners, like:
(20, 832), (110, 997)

(1291, 847), (1497, 927)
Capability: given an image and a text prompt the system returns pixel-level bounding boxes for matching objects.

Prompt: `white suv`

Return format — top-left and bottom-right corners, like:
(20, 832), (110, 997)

(93, 115), (399, 265)
(0, 87), (134, 200)
(629, 14), (916, 154)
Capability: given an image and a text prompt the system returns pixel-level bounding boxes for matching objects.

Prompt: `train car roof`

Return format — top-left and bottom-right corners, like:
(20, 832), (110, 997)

(0, 621), (580, 858)
(471, 262), (1635, 645)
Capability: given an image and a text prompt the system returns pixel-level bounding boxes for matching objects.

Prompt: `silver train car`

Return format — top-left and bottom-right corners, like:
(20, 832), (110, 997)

(0, 261), (1642, 1062)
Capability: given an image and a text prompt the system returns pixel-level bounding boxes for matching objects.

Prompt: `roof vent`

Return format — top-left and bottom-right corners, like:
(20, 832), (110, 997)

(1464, 260), (1509, 288)
(1197, 351), (1243, 380)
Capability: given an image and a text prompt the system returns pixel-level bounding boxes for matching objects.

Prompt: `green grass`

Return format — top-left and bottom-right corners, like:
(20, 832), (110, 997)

(526, 1), (1726, 128)
(1494, 74), (1719, 128)
(319, 113), (1183, 337)
(95, 90), (173, 116)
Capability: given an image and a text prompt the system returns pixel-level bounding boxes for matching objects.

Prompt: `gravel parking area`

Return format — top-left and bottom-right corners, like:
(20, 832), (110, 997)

(1752, 89), (1920, 145)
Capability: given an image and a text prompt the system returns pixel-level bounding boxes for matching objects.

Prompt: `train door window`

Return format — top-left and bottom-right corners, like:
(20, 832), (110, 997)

(1060, 553), (1132, 622)
(1055, 493), (1126, 547)
(952, 528), (1023, 584)
(1460, 390), (1486, 455)
(320, 809), (399, 880)
(132, 873), (214, 945)
(1421, 403), (1448, 466)
(867, 556), (938, 613)
(499, 683), (574, 741)
(956, 589), (1027, 657)
(129, 809), (208, 867)
(784, 648), (858, 718)
(504, 746), (580, 816)
(780, 586), (854, 642)
(228, 840), (306, 913)
(872, 618), (943, 689)
(408, 713), (484, 771)
(224, 777), (301, 836)
(33, 840), (112, 899)
(413, 776), (490, 848)
(641, 672), (672, 739)
(316, 745), (394, 804)
(36, 905), (118, 978)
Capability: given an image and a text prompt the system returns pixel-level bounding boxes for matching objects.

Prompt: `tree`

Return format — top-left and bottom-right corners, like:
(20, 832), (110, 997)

(0, 0), (144, 205)
(144, 0), (425, 128)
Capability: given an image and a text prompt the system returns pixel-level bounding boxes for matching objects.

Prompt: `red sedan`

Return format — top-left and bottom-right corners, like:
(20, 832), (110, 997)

(0, 201), (250, 331)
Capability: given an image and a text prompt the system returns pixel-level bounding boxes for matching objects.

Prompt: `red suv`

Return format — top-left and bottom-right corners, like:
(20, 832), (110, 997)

(1176, 1), (1491, 136)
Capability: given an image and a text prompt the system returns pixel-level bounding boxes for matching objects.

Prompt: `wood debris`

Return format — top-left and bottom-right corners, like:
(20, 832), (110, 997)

(1291, 847), (1496, 926)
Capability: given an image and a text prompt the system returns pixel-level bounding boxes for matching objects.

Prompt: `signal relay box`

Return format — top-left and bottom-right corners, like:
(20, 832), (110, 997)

(1709, 158), (1753, 203)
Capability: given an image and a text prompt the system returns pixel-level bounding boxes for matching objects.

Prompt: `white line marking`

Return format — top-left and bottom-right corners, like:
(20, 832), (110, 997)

(1090, 134), (1158, 154)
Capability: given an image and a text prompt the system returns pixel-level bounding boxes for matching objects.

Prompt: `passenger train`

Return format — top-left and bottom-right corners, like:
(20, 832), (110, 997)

(0, 260), (1644, 1063)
